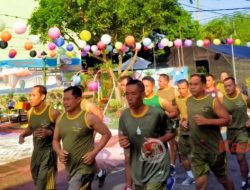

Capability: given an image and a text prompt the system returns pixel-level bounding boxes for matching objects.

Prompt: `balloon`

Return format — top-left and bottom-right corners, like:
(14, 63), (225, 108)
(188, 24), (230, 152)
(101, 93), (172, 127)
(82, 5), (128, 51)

(105, 45), (113, 52)
(13, 21), (27, 34)
(81, 50), (88, 57)
(101, 34), (111, 45)
(213, 39), (221, 45)
(184, 39), (192, 47)
(115, 41), (123, 50)
(0, 41), (8, 49)
(54, 37), (64, 47)
(167, 41), (173, 47)
(29, 50), (37, 57)
(97, 41), (106, 50)
(91, 45), (98, 52)
(72, 75), (81, 86)
(174, 39), (182, 48)
(49, 51), (57, 57)
(24, 42), (33, 50)
(158, 42), (165, 49)
(234, 39), (241, 45)
(57, 47), (66, 55)
(135, 42), (142, 51)
(196, 40), (204, 47)
(66, 44), (74, 51)
(9, 49), (17, 58)
(113, 49), (118, 54)
(77, 40), (86, 49)
(48, 27), (61, 40)
(28, 35), (40, 45)
(247, 42), (250, 47)
(89, 81), (98, 91)
(142, 38), (152, 46)
(48, 42), (56, 50)
(1, 31), (12, 42)
(80, 30), (91, 41)
(125, 35), (135, 47)
(0, 19), (6, 31)
(66, 51), (74, 58)
(120, 45), (127, 52)
(227, 38), (234, 45)
(95, 50), (101, 56)
(160, 38), (169, 46)
(84, 44), (90, 52)
(203, 39), (211, 48)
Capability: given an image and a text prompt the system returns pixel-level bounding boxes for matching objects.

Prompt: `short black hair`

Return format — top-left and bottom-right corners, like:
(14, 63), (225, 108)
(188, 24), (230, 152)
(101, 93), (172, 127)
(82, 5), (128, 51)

(118, 75), (133, 83)
(142, 76), (155, 85)
(206, 74), (215, 80)
(126, 79), (145, 93)
(33, 85), (47, 98)
(64, 86), (82, 98)
(223, 77), (235, 84)
(177, 79), (189, 86)
(190, 74), (206, 84)
(159, 74), (170, 82)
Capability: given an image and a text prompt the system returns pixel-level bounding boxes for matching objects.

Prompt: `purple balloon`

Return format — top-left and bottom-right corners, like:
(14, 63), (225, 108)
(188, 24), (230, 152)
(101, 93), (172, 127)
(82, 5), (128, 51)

(81, 50), (88, 57)
(184, 39), (192, 47)
(84, 44), (90, 52)
(158, 42), (165, 49)
(66, 44), (74, 51)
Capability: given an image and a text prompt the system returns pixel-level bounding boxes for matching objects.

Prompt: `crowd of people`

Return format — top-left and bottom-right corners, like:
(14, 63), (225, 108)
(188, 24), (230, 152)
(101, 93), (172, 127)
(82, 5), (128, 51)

(17, 71), (250, 190)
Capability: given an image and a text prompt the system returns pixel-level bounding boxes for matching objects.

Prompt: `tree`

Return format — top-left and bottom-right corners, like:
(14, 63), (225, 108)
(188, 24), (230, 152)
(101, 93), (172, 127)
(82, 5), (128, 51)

(28, 0), (199, 44)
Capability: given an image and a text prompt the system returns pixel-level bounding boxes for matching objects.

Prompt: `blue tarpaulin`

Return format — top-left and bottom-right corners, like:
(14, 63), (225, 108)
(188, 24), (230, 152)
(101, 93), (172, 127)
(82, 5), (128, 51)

(0, 58), (81, 68)
(209, 45), (250, 59)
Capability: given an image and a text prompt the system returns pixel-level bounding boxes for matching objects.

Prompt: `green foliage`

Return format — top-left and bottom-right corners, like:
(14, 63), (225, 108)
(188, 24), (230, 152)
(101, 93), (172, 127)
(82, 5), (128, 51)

(200, 13), (250, 44)
(19, 95), (28, 102)
(109, 99), (122, 109)
(28, 0), (199, 44)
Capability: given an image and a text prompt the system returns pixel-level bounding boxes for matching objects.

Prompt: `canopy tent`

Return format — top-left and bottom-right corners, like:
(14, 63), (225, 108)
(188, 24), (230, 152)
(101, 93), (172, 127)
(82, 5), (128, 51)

(114, 56), (152, 71)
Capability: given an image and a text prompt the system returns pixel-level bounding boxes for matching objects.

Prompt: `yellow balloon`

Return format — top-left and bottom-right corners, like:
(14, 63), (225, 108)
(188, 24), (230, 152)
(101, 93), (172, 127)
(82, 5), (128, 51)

(115, 41), (123, 50)
(80, 30), (91, 42)
(66, 51), (74, 58)
(234, 39), (241, 45)
(213, 39), (221, 45)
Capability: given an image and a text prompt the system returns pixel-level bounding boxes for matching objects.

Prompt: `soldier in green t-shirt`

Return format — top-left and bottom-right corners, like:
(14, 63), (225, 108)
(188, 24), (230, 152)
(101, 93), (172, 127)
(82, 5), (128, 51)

(19, 85), (60, 190)
(187, 74), (234, 190)
(53, 86), (111, 190)
(222, 77), (250, 190)
(119, 79), (176, 190)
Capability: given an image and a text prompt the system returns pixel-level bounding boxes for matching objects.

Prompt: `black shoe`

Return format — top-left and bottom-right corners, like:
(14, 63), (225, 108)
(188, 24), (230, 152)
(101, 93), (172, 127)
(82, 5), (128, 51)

(242, 183), (250, 190)
(97, 169), (107, 188)
(169, 164), (176, 176)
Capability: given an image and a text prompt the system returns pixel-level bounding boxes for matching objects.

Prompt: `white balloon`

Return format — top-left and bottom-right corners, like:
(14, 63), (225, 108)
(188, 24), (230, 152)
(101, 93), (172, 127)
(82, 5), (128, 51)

(0, 19), (5, 31)
(247, 42), (250, 48)
(13, 21), (27, 34)
(77, 40), (86, 49)
(167, 41), (173, 47)
(160, 38), (169, 46)
(91, 45), (98, 52)
(101, 34), (111, 45)
(28, 35), (40, 45)
(196, 40), (204, 47)
(135, 42), (142, 50)
(143, 38), (152, 46)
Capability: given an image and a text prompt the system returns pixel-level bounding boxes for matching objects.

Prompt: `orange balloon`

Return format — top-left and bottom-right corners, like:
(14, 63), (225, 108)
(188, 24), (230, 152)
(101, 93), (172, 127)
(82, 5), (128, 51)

(125, 35), (135, 47)
(49, 51), (57, 57)
(1, 31), (12, 42)
(24, 42), (33, 50)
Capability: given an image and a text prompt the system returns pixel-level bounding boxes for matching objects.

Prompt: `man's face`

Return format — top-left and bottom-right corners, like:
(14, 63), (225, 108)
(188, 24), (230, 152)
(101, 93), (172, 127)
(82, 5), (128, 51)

(125, 84), (144, 109)
(63, 90), (81, 112)
(220, 72), (229, 82)
(189, 76), (205, 97)
(224, 79), (236, 96)
(206, 76), (215, 88)
(142, 80), (154, 97)
(177, 82), (189, 97)
(29, 87), (44, 107)
(120, 79), (128, 93)
(158, 76), (168, 89)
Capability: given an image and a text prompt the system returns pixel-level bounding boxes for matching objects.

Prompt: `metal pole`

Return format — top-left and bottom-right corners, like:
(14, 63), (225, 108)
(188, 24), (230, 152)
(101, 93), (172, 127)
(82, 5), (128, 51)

(231, 44), (237, 83)
(42, 58), (47, 86)
(153, 46), (156, 70)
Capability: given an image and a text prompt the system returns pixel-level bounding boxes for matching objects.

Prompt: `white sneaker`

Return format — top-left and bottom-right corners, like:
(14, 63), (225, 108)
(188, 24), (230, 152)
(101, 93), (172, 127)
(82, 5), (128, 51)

(181, 176), (195, 185)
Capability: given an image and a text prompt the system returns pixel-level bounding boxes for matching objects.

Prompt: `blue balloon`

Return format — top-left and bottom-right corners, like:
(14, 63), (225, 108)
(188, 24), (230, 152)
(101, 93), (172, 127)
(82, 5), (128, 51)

(54, 37), (65, 47)
(66, 44), (74, 51)
(105, 45), (113, 52)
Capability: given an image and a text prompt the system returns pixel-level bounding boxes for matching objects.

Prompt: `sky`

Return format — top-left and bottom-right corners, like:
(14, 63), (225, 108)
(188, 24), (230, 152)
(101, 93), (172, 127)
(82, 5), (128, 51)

(178, 0), (250, 24)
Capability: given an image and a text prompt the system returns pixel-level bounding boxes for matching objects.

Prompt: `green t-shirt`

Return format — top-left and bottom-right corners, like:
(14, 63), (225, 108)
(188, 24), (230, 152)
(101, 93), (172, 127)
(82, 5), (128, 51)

(143, 95), (162, 109)
(57, 110), (95, 179)
(187, 95), (223, 154)
(222, 93), (248, 129)
(29, 105), (55, 150)
(157, 87), (176, 105)
(176, 95), (190, 135)
(119, 106), (171, 186)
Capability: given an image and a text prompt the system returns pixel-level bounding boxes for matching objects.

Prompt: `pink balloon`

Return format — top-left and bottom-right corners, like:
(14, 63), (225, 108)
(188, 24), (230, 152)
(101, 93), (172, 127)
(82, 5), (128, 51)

(227, 38), (234, 45)
(203, 39), (211, 48)
(89, 81), (98, 91)
(174, 39), (182, 48)
(97, 41), (106, 50)
(158, 42), (165, 49)
(9, 49), (17, 58)
(48, 42), (56, 50)
(13, 21), (27, 35)
(48, 27), (61, 40)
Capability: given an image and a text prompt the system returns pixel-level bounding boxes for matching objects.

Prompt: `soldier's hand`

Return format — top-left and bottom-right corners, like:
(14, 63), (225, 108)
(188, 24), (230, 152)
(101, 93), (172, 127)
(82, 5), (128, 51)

(193, 114), (207, 125)
(18, 135), (25, 144)
(82, 151), (96, 165)
(119, 134), (130, 149)
(58, 150), (69, 164)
